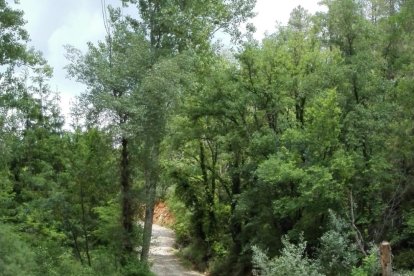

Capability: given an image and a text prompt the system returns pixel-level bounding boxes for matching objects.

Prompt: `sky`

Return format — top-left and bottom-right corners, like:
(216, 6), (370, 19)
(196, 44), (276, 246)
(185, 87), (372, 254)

(13, 0), (324, 119)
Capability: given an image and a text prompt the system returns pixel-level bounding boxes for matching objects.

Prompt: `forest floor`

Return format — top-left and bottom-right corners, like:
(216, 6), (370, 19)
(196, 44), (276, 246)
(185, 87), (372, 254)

(149, 224), (203, 276)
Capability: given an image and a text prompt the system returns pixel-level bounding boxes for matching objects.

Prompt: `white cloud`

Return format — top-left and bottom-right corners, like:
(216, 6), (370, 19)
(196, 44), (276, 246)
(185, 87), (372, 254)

(47, 8), (104, 93)
(16, 1), (117, 122)
(251, 0), (325, 39)
(15, 0), (323, 124)
(46, 6), (107, 123)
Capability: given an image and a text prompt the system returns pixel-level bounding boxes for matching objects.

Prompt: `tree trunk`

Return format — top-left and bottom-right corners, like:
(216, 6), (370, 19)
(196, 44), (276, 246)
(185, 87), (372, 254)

(140, 144), (159, 262)
(380, 241), (392, 276)
(199, 140), (216, 237)
(80, 183), (91, 266)
(70, 226), (84, 265)
(121, 136), (134, 261)
(230, 152), (242, 255)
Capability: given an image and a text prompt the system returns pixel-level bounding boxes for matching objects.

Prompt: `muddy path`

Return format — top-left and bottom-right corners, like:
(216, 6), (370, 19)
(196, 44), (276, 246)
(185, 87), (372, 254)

(149, 224), (204, 276)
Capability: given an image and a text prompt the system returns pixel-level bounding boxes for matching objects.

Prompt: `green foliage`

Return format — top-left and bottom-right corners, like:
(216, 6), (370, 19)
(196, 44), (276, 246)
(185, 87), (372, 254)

(0, 170), (14, 218)
(0, 0), (34, 65)
(0, 224), (37, 276)
(122, 0), (256, 52)
(252, 235), (323, 276)
(34, 244), (93, 276)
(93, 200), (123, 245)
(350, 247), (380, 276)
(317, 211), (359, 275)
(167, 1), (414, 274)
(0, 1), (157, 274)
(93, 198), (145, 261)
(2, 0), (414, 275)
(394, 250), (414, 271)
(166, 192), (192, 245)
(180, 241), (210, 271)
(119, 256), (154, 276)
(33, 239), (152, 276)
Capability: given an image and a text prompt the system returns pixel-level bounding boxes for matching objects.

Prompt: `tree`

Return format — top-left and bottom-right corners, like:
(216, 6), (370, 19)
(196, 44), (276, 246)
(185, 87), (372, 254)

(66, 9), (153, 261)
(1, 0), (41, 185)
(66, 7), (192, 263)
(1, 1), (151, 274)
(0, 0), (34, 66)
(168, 56), (251, 269)
(58, 129), (118, 266)
(120, 0), (257, 262)
(0, 224), (37, 276)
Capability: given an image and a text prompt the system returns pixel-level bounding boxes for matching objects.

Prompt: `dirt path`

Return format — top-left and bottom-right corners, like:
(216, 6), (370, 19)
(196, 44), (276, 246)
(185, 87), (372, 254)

(149, 224), (204, 276)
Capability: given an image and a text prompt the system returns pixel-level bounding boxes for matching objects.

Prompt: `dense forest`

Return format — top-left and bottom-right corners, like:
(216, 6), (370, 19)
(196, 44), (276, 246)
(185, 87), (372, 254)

(1, 0), (414, 275)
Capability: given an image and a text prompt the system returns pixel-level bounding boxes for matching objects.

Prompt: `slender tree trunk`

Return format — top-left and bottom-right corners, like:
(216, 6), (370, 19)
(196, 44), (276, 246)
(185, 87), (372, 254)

(230, 152), (242, 255)
(70, 226), (84, 265)
(80, 183), (91, 266)
(140, 143), (159, 262)
(141, 0), (163, 262)
(199, 140), (216, 237)
(140, 176), (156, 262)
(120, 136), (134, 261)
(209, 144), (217, 233)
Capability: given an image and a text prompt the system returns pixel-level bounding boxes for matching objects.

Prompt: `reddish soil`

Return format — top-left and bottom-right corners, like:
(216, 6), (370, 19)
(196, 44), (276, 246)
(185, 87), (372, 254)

(153, 201), (175, 227)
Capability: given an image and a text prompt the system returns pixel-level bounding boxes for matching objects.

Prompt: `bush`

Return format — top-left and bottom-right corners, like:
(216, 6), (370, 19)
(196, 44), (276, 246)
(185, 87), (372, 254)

(120, 256), (154, 276)
(350, 246), (380, 276)
(317, 211), (359, 275)
(180, 240), (209, 271)
(252, 234), (322, 276)
(394, 271), (414, 276)
(395, 250), (414, 270)
(32, 239), (95, 276)
(166, 193), (192, 246)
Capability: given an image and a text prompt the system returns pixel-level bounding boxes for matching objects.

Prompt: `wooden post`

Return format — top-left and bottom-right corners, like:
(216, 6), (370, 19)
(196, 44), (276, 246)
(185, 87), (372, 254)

(380, 241), (392, 276)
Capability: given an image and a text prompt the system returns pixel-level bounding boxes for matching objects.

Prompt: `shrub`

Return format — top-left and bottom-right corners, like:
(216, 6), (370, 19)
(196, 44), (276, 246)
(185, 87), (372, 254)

(395, 250), (414, 270)
(350, 246), (380, 276)
(317, 211), (359, 275)
(252, 234), (322, 276)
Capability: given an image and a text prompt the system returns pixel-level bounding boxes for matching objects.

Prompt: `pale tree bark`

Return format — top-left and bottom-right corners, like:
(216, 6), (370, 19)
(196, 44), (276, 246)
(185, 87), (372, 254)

(140, 143), (159, 262)
(349, 190), (367, 257)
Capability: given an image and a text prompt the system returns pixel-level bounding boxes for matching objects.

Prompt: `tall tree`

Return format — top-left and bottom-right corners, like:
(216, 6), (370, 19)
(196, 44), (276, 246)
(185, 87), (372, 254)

(121, 0), (257, 262)
(0, 0), (33, 66)
(66, 7), (192, 263)
(66, 9), (153, 261)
